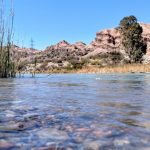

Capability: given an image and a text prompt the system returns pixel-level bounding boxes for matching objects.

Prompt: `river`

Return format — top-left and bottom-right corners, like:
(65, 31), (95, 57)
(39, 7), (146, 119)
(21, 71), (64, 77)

(0, 73), (150, 149)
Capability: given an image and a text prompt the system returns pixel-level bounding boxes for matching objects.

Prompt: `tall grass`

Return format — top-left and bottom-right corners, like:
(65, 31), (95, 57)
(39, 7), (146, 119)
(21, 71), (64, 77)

(76, 64), (150, 74)
(0, 0), (16, 78)
(45, 64), (150, 74)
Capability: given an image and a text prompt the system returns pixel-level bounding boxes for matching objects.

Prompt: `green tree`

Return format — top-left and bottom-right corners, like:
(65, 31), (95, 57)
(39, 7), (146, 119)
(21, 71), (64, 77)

(119, 15), (147, 63)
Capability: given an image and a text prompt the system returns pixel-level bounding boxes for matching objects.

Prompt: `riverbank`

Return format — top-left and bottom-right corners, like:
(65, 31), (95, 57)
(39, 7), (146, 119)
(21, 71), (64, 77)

(43, 64), (150, 74)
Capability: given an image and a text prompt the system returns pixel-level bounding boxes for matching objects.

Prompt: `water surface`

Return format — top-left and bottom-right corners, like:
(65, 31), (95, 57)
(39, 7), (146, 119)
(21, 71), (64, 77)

(0, 73), (150, 149)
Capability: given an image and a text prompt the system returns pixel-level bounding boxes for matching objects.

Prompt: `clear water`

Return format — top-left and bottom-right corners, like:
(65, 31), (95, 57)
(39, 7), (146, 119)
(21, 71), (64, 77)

(0, 73), (150, 149)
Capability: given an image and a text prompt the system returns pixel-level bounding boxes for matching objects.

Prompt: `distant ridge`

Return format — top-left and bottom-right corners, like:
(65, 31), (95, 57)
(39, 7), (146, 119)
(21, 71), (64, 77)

(13, 23), (150, 65)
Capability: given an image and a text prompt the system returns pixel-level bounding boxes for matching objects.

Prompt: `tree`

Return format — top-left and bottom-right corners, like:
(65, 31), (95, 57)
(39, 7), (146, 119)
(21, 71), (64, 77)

(119, 15), (147, 63)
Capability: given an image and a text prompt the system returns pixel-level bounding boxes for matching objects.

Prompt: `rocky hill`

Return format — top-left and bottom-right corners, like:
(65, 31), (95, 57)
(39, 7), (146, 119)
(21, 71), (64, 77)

(13, 23), (150, 71)
(86, 23), (150, 57)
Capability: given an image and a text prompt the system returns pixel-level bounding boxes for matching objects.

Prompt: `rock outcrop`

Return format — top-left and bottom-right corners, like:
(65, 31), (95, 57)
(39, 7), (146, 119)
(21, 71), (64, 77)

(43, 40), (91, 63)
(45, 40), (87, 52)
(13, 23), (150, 68)
(12, 45), (40, 63)
(140, 23), (150, 55)
(45, 40), (75, 51)
(85, 23), (150, 58)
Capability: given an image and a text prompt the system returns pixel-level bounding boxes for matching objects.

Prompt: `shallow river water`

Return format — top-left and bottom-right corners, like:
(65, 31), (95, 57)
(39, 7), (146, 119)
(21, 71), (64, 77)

(0, 74), (150, 150)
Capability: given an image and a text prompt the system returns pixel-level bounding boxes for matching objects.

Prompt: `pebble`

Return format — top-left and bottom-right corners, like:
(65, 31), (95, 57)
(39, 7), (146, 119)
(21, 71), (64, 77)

(74, 135), (85, 143)
(76, 127), (91, 132)
(0, 140), (14, 149)
(114, 137), (130, 146)
(32, 146), (55, 150)
(4, 110), (16, 118)
(84, 140), (102, 150)
(0, 122), (25, 131)
(141, 139), (149, 144)
(142, 121), (150, 129)
(37, 128), (68, 140)
(46, 115), (55, 120)
(32, 145), (66, 150)
(64, 125), (74, 132)
(139, 148), (150, 150)
(66, 147), (74, 150)
(24, 113), (39, 120)
(93, 130), (112, 137)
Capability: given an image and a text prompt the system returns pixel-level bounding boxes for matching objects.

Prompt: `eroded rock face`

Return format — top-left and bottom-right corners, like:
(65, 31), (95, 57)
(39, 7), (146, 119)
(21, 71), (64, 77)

(86, 23), (150, 57)
(94, 28), (120, 49)
(141, 23), (150, 56)
(46, 40), (75, 51)
(73, 42), (86, 49)
(45, 40), (87, 52)
(11, 45), (40, 64)
(43, 41), (91, 63)
(12, 23), (150, 66)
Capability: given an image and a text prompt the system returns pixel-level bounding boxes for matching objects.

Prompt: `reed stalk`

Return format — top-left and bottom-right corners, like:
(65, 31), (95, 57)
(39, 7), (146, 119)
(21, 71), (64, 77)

(0, 0), (16, 78)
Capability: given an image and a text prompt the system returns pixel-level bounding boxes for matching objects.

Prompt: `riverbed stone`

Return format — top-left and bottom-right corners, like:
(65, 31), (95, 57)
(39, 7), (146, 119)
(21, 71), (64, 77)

(84, 140), (102, 150)
(74, 135), (85, 143)
(0, 122), (24, 131)
(93, 130), (112, 138)
(64, 125), (74, 132)
(37, 128), (69, 140)
(4, 110), (16, 118)
(32, 146), (55, 150)
(76, 127), (91, 132)
(0, 140), (14, 149)
(114, 137), (130, 146)
(139, 148), (150, 150)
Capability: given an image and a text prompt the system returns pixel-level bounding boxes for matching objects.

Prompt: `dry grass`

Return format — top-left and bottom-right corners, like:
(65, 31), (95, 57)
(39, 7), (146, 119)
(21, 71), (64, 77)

(45, 64), (150, 74)
(76, 64), (150, 74)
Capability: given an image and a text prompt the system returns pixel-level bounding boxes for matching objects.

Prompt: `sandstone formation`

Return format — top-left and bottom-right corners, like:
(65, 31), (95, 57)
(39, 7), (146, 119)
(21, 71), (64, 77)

(42, 40), (91, 64)
(13, 23), (150, 71)
(12, 45), (40, 64)
(86, 23), (150, 58)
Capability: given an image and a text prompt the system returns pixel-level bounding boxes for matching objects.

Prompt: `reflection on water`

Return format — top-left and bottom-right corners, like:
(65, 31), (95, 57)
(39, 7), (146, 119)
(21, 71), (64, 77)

(0, 74), (150, 149)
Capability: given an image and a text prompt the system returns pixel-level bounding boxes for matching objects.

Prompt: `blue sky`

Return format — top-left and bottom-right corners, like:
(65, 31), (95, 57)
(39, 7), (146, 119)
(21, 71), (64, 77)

(6, 0), (150, 50)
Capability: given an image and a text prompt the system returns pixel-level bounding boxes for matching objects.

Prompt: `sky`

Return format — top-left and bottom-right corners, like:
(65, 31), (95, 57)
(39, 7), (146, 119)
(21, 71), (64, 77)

(5, 0), (150, 50)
